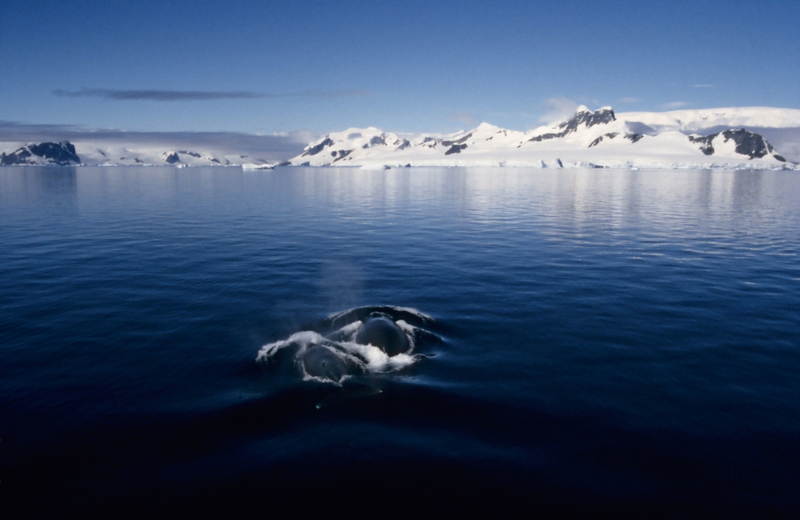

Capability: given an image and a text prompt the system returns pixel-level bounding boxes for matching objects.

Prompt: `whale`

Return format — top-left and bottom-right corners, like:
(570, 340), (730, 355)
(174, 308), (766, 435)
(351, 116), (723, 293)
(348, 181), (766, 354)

(355, 316), (411, 356)
(302, 345), (349, 383)
(259, 306), (434, 390)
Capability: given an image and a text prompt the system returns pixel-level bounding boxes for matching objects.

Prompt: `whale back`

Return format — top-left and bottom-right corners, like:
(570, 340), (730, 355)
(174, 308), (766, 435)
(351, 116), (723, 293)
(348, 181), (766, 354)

(355, 316), (410, 356)
(302, 345), (348, 383)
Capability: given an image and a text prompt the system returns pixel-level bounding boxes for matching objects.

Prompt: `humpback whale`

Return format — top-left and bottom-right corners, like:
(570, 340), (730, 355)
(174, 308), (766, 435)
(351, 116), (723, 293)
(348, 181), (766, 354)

(302, 345), (349, 383)
(355, 316), (411, 356)
(298, 316), (411, 383)
(259, 306), (438, 388)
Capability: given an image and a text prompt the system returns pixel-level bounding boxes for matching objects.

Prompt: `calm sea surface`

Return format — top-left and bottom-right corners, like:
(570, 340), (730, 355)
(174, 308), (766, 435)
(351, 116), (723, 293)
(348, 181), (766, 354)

(2, 166), (799, 517)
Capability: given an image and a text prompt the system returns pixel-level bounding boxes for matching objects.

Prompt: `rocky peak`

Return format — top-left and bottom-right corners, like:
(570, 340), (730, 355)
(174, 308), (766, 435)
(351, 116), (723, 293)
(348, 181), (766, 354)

(1, 141), (80, 166)
(689, 129), (785, 161)
(162, 151), (181, 164)
(557, 107), (616, 131)
(529, 107), (617, 143)
(300, 137), (335, 157)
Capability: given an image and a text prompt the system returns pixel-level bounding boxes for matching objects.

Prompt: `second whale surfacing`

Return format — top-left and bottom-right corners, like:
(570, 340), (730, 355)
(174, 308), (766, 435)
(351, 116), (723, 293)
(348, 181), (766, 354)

(355, 316), (411, 357)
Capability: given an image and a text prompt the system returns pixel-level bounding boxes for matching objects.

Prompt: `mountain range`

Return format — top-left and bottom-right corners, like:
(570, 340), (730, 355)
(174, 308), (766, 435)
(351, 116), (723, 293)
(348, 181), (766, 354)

(290, 106), (799, 170)
(0, 142), (272, 168)
(3, 107), (800, 169)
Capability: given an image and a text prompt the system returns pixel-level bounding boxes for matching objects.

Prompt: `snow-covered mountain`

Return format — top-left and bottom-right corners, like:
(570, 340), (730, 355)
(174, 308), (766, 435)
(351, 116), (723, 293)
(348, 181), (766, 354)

(290, 106), (800, 170)
(3, 107), (798, 169)
(1, 142), (81, 166)
(0, 142), (276, 167)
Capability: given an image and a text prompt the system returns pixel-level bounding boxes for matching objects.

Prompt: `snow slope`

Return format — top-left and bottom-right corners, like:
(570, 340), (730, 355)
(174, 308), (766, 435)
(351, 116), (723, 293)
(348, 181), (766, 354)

(290, 107), (800, 170)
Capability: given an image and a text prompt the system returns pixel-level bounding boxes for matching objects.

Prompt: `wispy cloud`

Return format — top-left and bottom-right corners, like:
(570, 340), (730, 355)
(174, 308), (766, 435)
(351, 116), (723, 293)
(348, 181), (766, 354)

(296, 89), (369, 99)
(621, 97), (640, 104)
(449, 111), (475, 126)
(52, 87), (368, 102)
(662, 101), (689, 109)
(536, 96), (602, 124)
(539, 97), (580, 124)
(693, 84), (714, 88)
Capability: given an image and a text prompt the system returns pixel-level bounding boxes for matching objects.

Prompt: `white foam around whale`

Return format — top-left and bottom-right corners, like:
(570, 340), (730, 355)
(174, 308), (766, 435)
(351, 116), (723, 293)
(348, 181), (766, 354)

(256, 310), (432, 384)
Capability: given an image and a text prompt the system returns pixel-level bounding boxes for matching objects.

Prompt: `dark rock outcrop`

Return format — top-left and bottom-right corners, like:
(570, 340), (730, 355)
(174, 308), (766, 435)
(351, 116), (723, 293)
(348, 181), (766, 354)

(588, 133), (620, 148)
(442, 133), (472, 147)
(163, 152), (180, 164)
(332, 149), (353, 162)
(588, 136), (603, 148)
(529, 107), (616, 143)
(301, 137), (334, 157)
(689, 129), (782, 160)
(362, 134), (390, 149)
(722, 129), (778, 159)
(688, 134), (716, 155)
(420, 136), (438, 149)
(1, 142), (80, 166)
(445, 144), (467, 155)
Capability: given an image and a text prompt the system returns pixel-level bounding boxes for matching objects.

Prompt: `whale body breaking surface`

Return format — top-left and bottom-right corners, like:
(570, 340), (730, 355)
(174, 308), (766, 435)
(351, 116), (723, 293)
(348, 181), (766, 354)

(355, 316), (411, 357)
(257, 306), (439, 385)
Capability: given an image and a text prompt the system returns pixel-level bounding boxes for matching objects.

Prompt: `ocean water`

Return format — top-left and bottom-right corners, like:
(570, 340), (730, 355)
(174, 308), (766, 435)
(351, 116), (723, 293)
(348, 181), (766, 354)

(1, 166), (799, 517)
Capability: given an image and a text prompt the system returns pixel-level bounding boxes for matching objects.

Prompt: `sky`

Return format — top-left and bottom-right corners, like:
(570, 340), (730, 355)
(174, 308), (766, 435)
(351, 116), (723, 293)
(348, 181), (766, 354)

(2, 0), (800, 140)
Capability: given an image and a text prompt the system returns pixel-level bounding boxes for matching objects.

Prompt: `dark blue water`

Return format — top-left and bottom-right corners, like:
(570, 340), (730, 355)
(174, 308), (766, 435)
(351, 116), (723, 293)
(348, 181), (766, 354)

(2, 167), (799, 517)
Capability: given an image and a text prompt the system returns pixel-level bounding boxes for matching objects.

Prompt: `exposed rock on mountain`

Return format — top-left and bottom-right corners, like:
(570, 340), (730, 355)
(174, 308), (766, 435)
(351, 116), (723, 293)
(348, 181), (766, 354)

(1, 142), (80, 165)
(0, 141), (277, 167)
(163, 151), (181, 164)
(690, 129), (785, 161)
(300, 137), (335, 157)
(529, 107), (616, 142)
(445, 144), (467, 155)
(588, 133), (620, 148)
(3, 107), (798, 169)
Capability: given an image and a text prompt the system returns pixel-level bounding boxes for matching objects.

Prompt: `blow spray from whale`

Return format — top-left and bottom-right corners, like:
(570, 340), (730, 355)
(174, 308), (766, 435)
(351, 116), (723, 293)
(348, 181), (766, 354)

(257, 306), (440, 384)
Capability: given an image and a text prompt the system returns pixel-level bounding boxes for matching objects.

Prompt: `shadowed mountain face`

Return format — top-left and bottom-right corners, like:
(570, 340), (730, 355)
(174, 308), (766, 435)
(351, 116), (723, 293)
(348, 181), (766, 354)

(1, 141), (80, 165)
(689, 129), (785, 161)
(689, 134), (716, 155)
(722, 129), (783, 160)
(300, 137), (335, 157)
(163, 152), (181, 164)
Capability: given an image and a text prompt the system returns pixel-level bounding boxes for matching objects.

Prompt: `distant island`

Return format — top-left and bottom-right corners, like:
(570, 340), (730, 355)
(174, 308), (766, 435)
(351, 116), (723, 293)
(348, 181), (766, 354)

(3, 107), (799, 170)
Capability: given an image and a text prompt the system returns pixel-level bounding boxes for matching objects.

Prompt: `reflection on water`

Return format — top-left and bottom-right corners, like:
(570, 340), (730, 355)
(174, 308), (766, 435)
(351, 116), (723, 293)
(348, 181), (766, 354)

(0, 166), (784, 213)
(2, 166), (800, 517)
(0, 166), (77, 201)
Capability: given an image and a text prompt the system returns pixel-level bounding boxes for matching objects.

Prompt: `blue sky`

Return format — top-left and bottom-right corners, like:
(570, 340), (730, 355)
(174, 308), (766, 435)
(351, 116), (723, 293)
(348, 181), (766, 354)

(2, 0), (799, 136)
